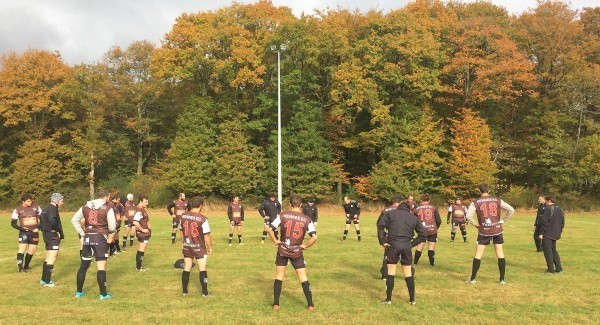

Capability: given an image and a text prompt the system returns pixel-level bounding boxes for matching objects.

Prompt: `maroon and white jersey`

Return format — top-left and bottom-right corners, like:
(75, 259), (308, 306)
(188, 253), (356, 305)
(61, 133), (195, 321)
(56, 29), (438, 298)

(124, 201), (136, 223)
(109, 202), (124, 228)
(230, 203), (242, 220)
(173, 200), (189, 220)
(471, 196), (504, 236)
(82, 202), (111, 235)
(415, 204), (438, 236)
(449, 204), (467, 222)
(133, 207), (151, 238)
(12, 205), (42, 231)
(271, 210), (316, 258)
(180, 211), (211, 256)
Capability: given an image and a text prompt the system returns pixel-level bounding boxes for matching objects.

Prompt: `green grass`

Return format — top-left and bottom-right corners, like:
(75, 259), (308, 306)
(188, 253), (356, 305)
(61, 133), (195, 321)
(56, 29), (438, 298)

(0, 209), (598, 324)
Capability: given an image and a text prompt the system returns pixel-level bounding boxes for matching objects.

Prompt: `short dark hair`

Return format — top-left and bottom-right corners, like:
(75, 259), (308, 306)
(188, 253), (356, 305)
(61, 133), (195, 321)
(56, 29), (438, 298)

(110, 194), (120, 201)
(138, 195), (149, 204)
(421, 194), (430, 202)
(290, 195), (302, 208)
(190, 196), (204, 208)
(392, 194), (404, 204)
(545, 195), (556, 203)
(96, 190), (109, 199)
(478, 184), (489, 194)
(268, 193), (276, 199)
(20, 193), (32, 202)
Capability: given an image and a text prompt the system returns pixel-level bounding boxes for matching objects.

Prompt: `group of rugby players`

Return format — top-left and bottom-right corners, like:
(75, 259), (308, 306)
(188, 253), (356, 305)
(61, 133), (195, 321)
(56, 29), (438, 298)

(10, 183), (520, 308)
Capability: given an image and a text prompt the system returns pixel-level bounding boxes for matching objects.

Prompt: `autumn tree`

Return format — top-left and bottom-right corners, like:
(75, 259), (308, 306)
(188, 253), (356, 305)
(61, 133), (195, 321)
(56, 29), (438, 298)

(446, 107), (497, 197)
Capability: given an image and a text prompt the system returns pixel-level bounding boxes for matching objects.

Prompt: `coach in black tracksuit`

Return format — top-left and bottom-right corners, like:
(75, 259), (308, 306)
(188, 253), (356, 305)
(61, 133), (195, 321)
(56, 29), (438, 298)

(377, 197), (426, 304)
(539, 196), (564, 273)
(533, 196), (546, 252)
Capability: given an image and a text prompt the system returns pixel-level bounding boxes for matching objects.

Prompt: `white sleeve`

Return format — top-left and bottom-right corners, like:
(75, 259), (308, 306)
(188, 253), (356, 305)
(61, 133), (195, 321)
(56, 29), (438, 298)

(202, 219), (211, 234)
(448, 206), (453, 213)
(11, 209), (18, 220)
(270, 216), (281, 229)
(500, 200), (515, 222)
(307, 221), (316, 234)
(133, 211), (143, 222)
(107, 209), (116, 233)
(71, 207), (85, 237)
(465, 203), (477, 225)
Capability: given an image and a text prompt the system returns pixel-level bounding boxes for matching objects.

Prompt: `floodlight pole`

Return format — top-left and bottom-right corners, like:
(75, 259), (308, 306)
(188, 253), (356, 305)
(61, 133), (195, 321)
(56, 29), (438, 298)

(271, 44), (285, 205)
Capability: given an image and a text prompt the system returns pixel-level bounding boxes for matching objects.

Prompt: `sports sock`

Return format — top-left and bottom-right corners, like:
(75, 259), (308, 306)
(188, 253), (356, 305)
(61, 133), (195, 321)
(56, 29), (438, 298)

(405, 276), (415, 302)
(238, 235), (242, 243)
(116, 241), (121, 252)
(356, 230), (361, 241)
(428, 250), (435, 266)
(97, 270), (107, 296)
(122, 235), (127, 247)
(471, 258), (481, 281)
(498, 258), (506, 281)
(182, 271), (190, 294)
(24, 253), (33, 269)
(42, 263), (54, 283)
(301, 281), (313, 307)
(136, 251), (145, 270)
(343, 230), (348, 240)
(274, 230), (279, 240)
(17, 253), (24, 272)
(451, 231), (456, 241)
(76, 260), (91, 292)
(200, 271), (208, 295)
(109, 243), (116, 256)
(386, 275), (395, 301)
(262, 231), (267, 240)
(228, 234), (233, 244)
(129, 235), (134, 247)
(171, 233), (176, 244)
(461, 227), (467, 242)
(273, 279), (282, 305)
(414, 250), (422, 265)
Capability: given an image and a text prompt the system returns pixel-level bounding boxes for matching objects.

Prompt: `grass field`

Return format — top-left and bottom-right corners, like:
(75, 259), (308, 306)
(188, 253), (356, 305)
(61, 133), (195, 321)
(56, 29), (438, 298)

(0, 207), (598, 324)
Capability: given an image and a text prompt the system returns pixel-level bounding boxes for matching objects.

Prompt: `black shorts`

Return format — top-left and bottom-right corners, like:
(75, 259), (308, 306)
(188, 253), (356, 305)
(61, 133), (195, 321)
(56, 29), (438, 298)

(452, 220), (466, 227)
(345, 217), (359, 225)
(275, 251), (306, 269)
(81, 233), (109, 261)
(137, 236), (151, 244)
(264, 217), (276, 226)
(44, 232), (61, 250)
(426, 234), (438, 242)
(18, 231), (39, 245)
(386, 247), (413, 266)
(476, 233), (504, 245)
(172, 217), (180, 228)
(124, 220), (134, 228)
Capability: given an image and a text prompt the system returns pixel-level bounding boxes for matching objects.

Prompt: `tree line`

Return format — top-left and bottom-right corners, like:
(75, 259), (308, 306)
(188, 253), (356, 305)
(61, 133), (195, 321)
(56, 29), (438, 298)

(0, 0), (598, 210)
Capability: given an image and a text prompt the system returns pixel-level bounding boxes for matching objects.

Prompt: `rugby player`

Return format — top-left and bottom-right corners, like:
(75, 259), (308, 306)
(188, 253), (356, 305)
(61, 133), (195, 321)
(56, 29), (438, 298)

(227, 196), (244, 245)
(123, 193), (136, 249)
(108, 194), (124, 255)
(167, 193), (190, 244)
(342, 196), (361, 241)
(447, 197), (468, 243)
(11, 193), (42, 272)
(302, 199), (318, 226)
(39, 193), (64, 286)
(133, 196), (152, 271)
(180, 196), (212, 296)
(71, 190), (116, 299)
(414, 194), (441, 266)
(533, 196), (546, 252)
(466, 184), (515, 284)
(377, 196), (402, 280)
(268, 195), (317, 310)
(258, 194), (281, 244)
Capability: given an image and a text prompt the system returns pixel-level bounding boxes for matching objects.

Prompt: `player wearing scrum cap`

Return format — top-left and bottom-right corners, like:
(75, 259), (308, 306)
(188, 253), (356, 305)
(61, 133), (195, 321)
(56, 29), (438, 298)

(447, 197), (468, 243)
(39, 193), (64, 286)
(227, 196), (244, 245)
(122, 193), (136, 249)
(11, 193), (42, 273)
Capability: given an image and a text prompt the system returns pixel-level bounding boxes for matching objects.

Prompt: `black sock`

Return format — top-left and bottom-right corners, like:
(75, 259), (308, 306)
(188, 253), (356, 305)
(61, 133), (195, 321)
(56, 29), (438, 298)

(301, 281), (313, 307)
(182, 271), (190, 294)
(200, 271), (208, 295)
(471, 258), (481, 281)
(122, 236), (127, 247)
(414, 250), (422, 265)
(461, 227), (467, 242)
(228, 234), (233, 244)
(238, 235), (242, 243)
(498, 258), (506, 281)
(171, 233), (176, 244)
(386, 275), (395, 301)
(343, 230), (348, 239)
(274, 230), (279, 240)
(42, 263), (53, 283)
(262, 231), (267, 240)
(76, 260), (91, 292)
(116, 241), (121, 252)
(356, 230), (361, 240)
(451, 231), (456, 241)
(129, 235), (134, 247)
(17, 253), (24, 272)
(109, 243), (116, 256)
(405, 276), (415, 302)
(24, 253), (33, 269)
(79, 250), (82, 258)
(273, 279), (282, 305)
(428, 250), (435, 266)
(97, 270), (107, 296)
(41, 263), (48, 283)
(136, 251), (144, 270)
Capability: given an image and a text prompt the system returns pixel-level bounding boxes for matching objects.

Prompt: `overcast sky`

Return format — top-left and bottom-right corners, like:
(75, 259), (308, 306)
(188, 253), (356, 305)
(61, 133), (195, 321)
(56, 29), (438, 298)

(0, 0), (596, 65)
